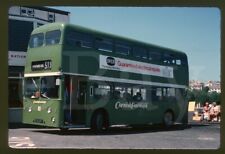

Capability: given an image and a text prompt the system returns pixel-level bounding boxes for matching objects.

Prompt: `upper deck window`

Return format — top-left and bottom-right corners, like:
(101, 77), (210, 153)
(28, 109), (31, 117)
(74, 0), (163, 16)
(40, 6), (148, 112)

(46, 30), (61, 45)
(133, 46), (147, 59)
(149, 51), (162, 62)
(29, 33), (44, 48)
(163, 53), (175, 65)
(162, 53), (187, 66)
(66, 31), (93, 48)
(179, 55), (188, 66)
(115, 41), (131, 55)
(95, 37), (113, 52)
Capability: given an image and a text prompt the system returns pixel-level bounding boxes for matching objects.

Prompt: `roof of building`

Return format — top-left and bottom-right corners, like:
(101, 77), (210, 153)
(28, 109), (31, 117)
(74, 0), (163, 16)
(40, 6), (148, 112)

(25, 6), (70, 15)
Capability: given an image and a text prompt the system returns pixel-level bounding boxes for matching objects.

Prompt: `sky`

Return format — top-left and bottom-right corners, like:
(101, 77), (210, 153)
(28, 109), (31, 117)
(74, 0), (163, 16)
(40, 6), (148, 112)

(52, 7), (221, 82)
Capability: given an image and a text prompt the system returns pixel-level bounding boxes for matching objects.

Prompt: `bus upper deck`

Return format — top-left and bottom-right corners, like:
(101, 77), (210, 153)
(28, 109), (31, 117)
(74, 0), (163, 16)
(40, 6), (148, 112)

(25, 22), (188, 87)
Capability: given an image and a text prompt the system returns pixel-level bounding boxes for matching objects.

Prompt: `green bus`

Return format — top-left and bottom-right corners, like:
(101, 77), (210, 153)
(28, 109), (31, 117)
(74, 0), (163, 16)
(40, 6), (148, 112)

(23, 22), (189, 132)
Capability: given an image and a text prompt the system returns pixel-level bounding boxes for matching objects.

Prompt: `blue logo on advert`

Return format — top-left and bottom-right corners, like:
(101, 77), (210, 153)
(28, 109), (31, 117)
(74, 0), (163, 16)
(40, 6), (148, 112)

(106, 57), (115, 66)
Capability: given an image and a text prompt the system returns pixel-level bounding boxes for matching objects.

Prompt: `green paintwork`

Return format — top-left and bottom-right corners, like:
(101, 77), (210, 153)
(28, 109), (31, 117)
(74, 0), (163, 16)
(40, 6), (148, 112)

(23, 23), (189, 128)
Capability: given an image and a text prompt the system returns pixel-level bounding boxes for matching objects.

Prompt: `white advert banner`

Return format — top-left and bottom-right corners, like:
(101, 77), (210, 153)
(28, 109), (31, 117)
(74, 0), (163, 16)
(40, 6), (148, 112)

(8, 51), (27, 66)
(99, 55), (174, 78)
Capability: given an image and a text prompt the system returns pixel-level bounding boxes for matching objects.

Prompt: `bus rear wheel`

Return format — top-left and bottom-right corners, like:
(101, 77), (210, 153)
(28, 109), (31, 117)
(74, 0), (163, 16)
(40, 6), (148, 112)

(163, 111), (174, 128)
(91, 111), (108, 133)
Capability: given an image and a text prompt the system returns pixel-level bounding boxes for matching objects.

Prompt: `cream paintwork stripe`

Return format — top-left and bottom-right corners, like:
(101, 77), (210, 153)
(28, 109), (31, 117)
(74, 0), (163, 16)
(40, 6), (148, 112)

(24, 72), (62, 77)
(24, 71), (187, 89)
(89, 76), (187, 89)
(63, 72), (187, 89)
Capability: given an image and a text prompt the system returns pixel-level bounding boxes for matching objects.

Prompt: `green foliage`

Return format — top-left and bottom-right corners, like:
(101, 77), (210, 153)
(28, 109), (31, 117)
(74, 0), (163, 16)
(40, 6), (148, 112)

(208, 91), (221, 105)
(202, 86), (209, 93)
(187, 87), (221, 105)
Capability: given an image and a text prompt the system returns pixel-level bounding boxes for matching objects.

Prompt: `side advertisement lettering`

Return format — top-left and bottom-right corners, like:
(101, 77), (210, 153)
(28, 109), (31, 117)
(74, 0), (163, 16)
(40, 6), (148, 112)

(100, 55), (174, 78)
(115, 102), (148, 110)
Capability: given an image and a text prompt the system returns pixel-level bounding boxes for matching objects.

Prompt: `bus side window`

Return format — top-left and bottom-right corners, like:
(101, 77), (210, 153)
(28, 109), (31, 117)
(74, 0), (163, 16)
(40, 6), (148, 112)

(115, 41), (131, 56)
(66, 31), (93, 48)
(95, 37), (113, 52)
(149, 51), (161, 62)
(140, 88), (146, 101)
(132, 87), (146, 102)
(156, 88), (162, 101)
(133, 46), (147, 59)
(163, 53), (174, 65)
(168, 88), (175, 97)
(180, 55), (188, 66)
(94, 84), (110, 99)
(148, 87), (159, 102)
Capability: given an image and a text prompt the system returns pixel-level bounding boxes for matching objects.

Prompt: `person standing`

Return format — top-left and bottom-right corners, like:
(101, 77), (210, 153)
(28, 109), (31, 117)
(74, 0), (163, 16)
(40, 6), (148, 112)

(202, 102), (210, 121)
(210, 102), (221, 122)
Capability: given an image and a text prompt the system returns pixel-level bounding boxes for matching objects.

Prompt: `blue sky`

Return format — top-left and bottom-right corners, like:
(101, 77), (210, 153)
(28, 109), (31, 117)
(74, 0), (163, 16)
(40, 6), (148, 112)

(52, 7), (221, 82)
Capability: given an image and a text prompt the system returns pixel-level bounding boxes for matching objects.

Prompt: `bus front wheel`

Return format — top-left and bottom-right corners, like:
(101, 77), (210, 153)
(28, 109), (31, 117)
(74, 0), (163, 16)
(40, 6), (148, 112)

(91, 111), (108, 133)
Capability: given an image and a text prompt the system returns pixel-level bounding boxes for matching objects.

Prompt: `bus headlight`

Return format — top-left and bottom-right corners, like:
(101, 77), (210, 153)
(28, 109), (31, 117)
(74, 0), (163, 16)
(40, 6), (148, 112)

(51, 117), (55, 123)
(28, 107), (32, 112)
(47, 107), (52, 113)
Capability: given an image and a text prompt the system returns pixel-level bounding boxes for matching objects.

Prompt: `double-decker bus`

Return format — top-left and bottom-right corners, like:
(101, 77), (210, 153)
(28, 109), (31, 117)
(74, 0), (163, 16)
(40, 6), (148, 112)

(23, 22), (189, 132)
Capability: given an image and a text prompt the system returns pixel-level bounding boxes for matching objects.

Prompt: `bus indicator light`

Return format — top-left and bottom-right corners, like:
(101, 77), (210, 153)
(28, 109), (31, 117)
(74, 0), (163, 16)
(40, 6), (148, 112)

(28, 107), (32, 112)
(47, 107), (52, 113)
(51, 117), (55, 123)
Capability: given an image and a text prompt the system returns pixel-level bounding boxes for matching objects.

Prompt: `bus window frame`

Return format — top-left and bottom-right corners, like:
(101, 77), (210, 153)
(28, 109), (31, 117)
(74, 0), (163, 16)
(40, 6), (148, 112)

(95, 37), (113, 52)
(29, 33), (44, 48)
(24, 76), (61, 99)
(65, 30), (94, 48)
(115, 41), (131, 56)
(132, 46), (148, 59)
(45, 29), (61, 46)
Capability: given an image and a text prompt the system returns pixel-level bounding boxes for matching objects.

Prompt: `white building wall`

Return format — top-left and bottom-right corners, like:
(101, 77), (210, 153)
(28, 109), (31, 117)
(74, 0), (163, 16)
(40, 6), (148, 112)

(8, 6), (21, 15)
(55, 13), (70, 22)
(34, 9), (48, 21)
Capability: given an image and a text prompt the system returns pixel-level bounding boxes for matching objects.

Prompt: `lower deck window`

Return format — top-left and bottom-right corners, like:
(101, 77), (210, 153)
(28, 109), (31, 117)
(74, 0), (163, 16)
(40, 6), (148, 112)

(90, 81), (181, 103)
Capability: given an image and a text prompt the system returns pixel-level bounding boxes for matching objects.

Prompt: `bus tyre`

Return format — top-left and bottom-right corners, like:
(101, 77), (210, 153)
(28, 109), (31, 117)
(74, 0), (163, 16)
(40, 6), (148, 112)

(163, 111), (174, 129)
(91, 112), (108, 133)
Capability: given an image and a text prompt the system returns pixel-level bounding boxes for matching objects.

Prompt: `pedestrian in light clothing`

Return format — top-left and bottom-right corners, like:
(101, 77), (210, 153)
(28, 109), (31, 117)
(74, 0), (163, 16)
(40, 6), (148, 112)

(202, 102), (210, 121)
(210, 102), (221, 122)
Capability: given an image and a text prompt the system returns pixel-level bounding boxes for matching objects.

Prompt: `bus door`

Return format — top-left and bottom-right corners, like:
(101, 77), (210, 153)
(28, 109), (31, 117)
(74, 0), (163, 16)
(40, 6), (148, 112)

(71, 76), (87, 125)
(78, 81), (87, 105)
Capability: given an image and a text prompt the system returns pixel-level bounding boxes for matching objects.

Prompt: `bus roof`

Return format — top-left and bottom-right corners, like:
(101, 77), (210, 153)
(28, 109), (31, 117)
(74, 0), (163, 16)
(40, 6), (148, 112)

(32, 22), (186, 56)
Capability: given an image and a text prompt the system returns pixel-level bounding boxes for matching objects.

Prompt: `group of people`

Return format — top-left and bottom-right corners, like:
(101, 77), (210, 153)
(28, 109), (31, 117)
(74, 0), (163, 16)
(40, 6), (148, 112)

(202, 102), (221, 122)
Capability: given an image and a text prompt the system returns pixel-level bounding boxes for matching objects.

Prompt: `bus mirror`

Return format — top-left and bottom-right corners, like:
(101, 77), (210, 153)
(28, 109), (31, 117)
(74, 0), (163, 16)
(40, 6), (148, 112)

(56, 78), (61, 86)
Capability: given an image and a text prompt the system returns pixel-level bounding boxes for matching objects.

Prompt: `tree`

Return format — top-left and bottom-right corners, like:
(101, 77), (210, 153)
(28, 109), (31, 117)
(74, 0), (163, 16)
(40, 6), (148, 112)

(191, 89), (209, 106)
(188, 86), (221, 106)
(209, 91), (221, 104)
(186, 89), (195, 101)
(202, 86), (209, 93)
